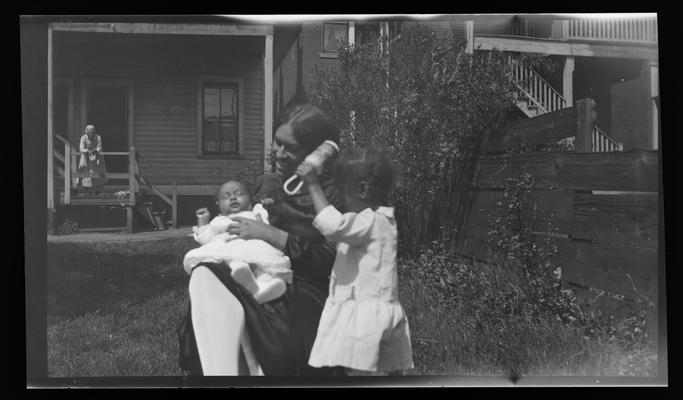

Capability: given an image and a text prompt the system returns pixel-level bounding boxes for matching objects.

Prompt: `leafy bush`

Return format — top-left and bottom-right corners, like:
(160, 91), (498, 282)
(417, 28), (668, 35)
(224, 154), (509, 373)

(318, 26), (521, 257)
(57, 218), (79, 235)
(317, 25), (559, 257)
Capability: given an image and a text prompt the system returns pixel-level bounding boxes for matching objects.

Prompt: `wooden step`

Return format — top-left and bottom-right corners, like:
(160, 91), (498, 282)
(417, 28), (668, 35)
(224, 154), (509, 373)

(69, 194), (129, 205)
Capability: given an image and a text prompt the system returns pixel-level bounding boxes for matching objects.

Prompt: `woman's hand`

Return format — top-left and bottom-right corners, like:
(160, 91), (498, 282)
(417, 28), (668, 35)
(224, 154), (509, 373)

(295, 161), (319, 185)
(228, 215), (288, 250)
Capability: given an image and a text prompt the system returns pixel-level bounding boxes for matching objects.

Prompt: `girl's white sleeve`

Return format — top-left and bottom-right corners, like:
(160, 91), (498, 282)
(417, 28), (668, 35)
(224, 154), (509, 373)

(312, 205), (374, 246)
(252, 203), (270, 225)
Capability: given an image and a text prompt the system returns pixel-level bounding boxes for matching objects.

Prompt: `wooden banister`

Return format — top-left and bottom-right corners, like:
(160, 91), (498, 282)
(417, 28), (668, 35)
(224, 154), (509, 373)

(127, 146), (136, 233)
(132, 154), (178, 229)
(64, 144), (71, 204)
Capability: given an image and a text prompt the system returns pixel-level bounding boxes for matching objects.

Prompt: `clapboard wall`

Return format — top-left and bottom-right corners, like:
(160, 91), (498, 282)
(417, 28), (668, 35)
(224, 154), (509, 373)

(53, 31), (266, 189)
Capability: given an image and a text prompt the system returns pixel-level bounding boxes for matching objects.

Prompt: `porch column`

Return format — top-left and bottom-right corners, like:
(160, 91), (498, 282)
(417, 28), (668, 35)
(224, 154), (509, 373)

(348, 21), (356, 138)
(263, 33), (274, 173)
(348, 21), (355, 45)
(465, 21), (474, 54)
(563, 56), (574, 107)
(47, 24), (54, 212)
(649, 60), (659, 150)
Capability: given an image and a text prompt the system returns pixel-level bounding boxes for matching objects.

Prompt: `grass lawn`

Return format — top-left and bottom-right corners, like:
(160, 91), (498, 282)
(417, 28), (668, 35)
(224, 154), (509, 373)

(46, 237), (658, 378)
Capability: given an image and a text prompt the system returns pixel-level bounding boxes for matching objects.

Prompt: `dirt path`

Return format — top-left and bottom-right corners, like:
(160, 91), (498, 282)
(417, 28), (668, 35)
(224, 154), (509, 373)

(47, 227), (195, 243)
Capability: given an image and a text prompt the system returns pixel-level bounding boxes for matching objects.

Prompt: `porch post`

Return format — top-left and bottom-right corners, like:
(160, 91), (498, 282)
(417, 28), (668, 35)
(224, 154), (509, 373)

(263, 32), (274, 173)
(127, 146), (136, 233)
(649, 60), (659, 150)
(576, 98), (596, 152)
(563, 56), (574, 107)
(465, 21), (474, 54)
(348, 21), (356, 138)
(47, 24), (54, 212)
(348, 21), (355, 45)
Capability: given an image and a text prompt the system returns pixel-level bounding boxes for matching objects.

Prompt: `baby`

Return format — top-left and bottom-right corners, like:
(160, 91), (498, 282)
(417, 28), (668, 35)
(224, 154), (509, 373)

(183, 180), (292, 304)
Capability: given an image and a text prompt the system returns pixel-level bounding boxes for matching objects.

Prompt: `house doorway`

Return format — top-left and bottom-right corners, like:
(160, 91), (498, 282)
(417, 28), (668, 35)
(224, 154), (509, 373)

(82, 81), (132, 174)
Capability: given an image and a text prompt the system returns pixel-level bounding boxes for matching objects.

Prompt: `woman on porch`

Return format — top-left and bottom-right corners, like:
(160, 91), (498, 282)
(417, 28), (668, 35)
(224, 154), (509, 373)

(178, 103), (345, 376)
(75, 124), (108, 194)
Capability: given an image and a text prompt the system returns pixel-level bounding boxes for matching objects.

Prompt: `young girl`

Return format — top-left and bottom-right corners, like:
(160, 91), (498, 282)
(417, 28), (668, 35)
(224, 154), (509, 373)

(296, 147), (414, 374)
(183, 180), (292, 304)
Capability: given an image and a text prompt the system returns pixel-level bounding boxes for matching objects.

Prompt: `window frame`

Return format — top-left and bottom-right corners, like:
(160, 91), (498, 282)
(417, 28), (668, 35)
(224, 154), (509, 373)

(320, 21), (349, 58)
(196, 76), (245, 159)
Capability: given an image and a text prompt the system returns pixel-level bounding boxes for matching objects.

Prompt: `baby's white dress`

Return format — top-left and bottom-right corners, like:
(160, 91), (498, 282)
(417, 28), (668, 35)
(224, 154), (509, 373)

(182, 203), (292, 283)
(307, 205), (414, 372)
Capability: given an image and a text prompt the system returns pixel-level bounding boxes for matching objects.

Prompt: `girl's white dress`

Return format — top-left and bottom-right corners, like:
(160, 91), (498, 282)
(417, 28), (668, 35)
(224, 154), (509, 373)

(307, 205), (414, 372)
(182, 203), (292, 283)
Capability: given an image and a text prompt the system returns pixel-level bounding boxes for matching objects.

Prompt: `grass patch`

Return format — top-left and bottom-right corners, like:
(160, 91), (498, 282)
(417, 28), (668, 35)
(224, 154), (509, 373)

(47, 237), (195, 377)
(396, 254), (658, 377)
(47, 237), (658, 377)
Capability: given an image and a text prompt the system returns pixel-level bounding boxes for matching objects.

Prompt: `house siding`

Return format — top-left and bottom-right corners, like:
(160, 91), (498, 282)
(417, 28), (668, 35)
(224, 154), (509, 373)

(53, 31), (265, 187)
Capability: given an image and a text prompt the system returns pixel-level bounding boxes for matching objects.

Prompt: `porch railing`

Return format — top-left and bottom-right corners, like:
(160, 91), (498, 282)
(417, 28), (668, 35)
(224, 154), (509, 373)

(566, 16), (658, 44)
(54, 135), (178, 232)
(506, 16), (657, 44)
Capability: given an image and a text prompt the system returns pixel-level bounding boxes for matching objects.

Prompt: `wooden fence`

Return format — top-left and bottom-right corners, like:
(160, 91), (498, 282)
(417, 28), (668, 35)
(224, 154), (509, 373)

(454, 99), (660, 324)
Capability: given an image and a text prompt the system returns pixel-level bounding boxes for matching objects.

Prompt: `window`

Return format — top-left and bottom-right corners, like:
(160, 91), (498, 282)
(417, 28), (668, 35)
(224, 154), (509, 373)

(322, 22), (348, 52)
(197, 77), (243, 157)
(356, 21), (380, 45)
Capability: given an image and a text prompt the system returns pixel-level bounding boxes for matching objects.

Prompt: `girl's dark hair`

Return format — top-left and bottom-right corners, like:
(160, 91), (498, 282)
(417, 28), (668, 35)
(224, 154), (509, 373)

(334, 148), (395, 207)
(275, 103), (341, 153)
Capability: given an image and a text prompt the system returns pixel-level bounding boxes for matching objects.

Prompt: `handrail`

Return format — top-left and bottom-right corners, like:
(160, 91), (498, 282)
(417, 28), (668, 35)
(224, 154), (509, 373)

(592, 125), (623, 152)
(132, 156), (178, 229)
(509, 57), (567, 114)
(54, 133), (72, 146)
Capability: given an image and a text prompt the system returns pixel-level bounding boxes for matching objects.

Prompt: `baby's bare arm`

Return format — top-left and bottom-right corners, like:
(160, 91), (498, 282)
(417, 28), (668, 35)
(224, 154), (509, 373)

(196, 207), (210, 226)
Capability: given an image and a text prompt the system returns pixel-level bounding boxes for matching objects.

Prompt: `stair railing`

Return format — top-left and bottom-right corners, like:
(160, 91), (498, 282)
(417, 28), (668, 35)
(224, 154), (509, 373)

(132, 155), (178, 229)
(509, 57), (567, 114)
(592, 125), (624, 152)
(508, 57), (623, 153)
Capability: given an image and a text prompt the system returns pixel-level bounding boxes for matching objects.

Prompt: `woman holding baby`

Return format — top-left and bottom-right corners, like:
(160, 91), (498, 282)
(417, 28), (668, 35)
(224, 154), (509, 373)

(178, 103), (345, 376)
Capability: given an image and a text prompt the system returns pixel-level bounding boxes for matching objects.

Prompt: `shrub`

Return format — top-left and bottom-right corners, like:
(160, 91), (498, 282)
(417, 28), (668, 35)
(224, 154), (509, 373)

(317, 25), (532, 257)
(57, 218), (79, 235)
(484, 172), (656, 350)
(317, 25), (560, 257)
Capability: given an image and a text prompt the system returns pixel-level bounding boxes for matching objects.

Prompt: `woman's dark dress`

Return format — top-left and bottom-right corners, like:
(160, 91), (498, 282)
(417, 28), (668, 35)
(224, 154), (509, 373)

(178, 173), (344, 376)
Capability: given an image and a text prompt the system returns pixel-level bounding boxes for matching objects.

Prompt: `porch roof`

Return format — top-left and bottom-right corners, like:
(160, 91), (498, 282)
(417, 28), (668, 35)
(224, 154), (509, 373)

(50, 22), (273, 36)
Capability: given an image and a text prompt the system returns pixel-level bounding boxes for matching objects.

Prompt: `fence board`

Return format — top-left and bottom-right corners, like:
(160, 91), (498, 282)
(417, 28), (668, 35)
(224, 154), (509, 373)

(485, 107), (576, 152)
(457, 224), (658, 307)
(454, 222), (497, 261)
(554, 237), (658, 307)
(475, 149), (658, 191)
(466, 189), (575, 234)
(571, 192), (659, 247)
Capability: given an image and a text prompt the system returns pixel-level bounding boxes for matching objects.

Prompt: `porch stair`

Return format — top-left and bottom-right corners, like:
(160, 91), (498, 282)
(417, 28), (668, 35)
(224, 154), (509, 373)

(509, 58), (624, 152)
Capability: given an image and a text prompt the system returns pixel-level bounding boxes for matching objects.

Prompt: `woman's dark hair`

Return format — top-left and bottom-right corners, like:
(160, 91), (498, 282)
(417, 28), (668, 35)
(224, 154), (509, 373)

(275, 103), (341, 153)
(334, 147), (395, 207)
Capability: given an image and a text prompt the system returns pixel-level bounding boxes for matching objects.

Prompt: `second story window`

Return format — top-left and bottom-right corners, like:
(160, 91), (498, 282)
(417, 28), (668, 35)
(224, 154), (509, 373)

(322, 22), (348, 52)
